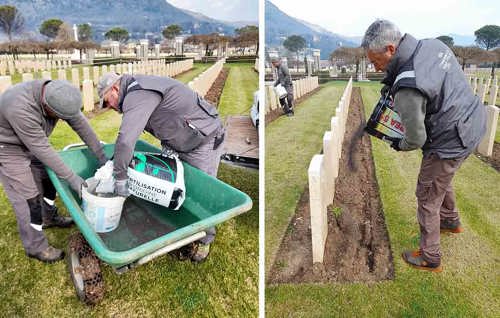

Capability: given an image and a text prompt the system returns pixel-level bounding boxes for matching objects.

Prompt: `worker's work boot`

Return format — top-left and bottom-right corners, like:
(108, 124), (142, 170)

(191, 242), (211, 263)
(440, 219), (464, 233)
(27, 246), (65, 263)
(401, 250), (442, 273)
(42, 202), (74, 228)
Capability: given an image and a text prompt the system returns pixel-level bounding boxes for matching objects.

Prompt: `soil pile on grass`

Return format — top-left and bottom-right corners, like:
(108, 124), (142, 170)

(205, 68), (229, 107)
(268, 87), (394, 284)
(476, 142), (500, 172)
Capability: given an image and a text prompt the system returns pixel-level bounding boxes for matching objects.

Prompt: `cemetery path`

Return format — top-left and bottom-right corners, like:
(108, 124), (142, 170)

(268, 87), (394, 284)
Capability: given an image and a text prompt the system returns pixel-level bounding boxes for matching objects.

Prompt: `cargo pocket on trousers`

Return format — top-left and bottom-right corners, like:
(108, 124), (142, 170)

(416, 180), (433, 201)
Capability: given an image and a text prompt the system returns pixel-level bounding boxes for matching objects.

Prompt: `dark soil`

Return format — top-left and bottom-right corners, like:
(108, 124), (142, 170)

(204, 67), (229, 107)
(476, 142), (500, 172)
(265, 86), (321, 125)
(268, 87), (394, 284)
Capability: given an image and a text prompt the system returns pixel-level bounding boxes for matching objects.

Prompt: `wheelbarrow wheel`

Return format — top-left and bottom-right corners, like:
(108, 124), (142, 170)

(67, 232), (105, 305)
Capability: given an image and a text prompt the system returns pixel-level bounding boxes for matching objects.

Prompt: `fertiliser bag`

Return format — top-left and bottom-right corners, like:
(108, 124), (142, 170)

(364, 93), (405, 142)
(274, 84), (288, 99)
(127, 152), (185, 210)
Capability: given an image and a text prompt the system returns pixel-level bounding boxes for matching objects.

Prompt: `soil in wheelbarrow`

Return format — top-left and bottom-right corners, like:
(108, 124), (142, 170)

(204, 67), (229, 107)
(268, 87), (394, 284)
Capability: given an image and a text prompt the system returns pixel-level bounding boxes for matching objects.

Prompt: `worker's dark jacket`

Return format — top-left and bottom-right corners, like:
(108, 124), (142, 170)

(0, 80), (106, 180)
(274, 64), (293, 93)
(113, 75), (222, 180)
(383, 34), (486, 159)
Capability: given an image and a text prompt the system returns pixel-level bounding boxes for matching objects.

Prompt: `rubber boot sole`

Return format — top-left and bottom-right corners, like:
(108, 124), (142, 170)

(401, 253), (443, 273)
(440, 226), (464, 234)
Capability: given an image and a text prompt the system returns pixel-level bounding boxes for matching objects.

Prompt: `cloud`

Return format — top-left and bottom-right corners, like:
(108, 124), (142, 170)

(269, 0), (499, 37)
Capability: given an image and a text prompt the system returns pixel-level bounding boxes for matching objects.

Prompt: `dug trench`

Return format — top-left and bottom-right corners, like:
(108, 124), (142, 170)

(204, 67), (229, 107)
(268, 87), (395, 284)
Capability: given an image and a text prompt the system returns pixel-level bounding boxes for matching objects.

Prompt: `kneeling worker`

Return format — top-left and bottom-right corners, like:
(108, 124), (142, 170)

(97, 72), (225, 262)
(0, 80), (108, 263)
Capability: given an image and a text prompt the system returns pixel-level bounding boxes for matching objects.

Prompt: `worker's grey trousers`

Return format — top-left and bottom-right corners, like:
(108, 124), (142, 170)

(173, 130), (225, 245)
(0, 149), (50, 255)
(416, 153), (467, 264)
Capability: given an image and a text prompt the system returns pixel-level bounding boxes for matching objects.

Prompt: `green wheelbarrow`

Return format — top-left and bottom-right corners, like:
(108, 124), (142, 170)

(46, 140), (252, 305)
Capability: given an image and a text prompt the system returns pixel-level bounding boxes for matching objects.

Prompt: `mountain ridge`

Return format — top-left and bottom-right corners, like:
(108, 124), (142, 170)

(265, 0), (357, 59)
(0, 0), (256, 41)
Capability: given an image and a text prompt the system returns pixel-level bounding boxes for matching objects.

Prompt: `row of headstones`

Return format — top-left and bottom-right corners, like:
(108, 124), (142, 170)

(0, 59), (194, 111)
(187, 58), (226, 97)
(308, 77), (353, 264)
(264, 76), (320, 114)
(468, 76), (500, 158)
(468, 76), (498, 106)
(0, 59), (72, 76)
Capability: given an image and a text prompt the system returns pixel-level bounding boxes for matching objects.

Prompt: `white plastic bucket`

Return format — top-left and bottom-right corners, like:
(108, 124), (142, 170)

(81, 177), (126, 233)
(274, 84), (288, 99)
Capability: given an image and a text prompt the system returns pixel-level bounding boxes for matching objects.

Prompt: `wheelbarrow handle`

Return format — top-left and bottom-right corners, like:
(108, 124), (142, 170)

(135, 231), (207, 266)
(63, 141), (106, 151)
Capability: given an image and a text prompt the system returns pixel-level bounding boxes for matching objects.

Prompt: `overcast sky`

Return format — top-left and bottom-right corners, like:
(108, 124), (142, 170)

(269, 0), (500, 37)
(167, 0), (258, 22)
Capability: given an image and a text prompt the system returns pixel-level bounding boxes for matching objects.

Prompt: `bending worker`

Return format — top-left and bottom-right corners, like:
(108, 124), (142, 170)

(271, 57), (294, 116)
(0, 80), (108, 263)
(97, 72), (225, 262)
(361, 20), (486, 272)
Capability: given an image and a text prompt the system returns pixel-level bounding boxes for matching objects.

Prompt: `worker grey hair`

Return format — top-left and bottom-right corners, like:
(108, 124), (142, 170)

(361, 19), (402, 52)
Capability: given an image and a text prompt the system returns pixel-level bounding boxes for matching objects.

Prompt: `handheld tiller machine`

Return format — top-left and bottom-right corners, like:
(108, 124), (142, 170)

(364, 92), (405, 144)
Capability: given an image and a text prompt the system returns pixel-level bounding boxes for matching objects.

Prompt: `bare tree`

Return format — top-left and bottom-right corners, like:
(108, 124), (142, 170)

(452, 46), (484, 70)
(330, 47), (365, 77)
(0, 5), (24, 41)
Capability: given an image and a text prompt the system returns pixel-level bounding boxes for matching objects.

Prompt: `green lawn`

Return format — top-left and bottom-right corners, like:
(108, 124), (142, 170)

(265, 81), (345, 271)
(266, 81), (500, 317)
(218, 63), (258, 118)
(0, 62), (257, 317)
(174, 62), (213, 84)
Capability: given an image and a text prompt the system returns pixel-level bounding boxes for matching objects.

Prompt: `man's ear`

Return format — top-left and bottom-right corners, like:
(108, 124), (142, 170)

(386, 44), (397, 56)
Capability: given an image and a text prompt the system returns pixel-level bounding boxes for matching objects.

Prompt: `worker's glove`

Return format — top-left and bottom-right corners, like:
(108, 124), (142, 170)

(384, 137), (402, 151)
(67, 174), (87, 199)
(114, 179), (129, 197)
(161, 146), (179, 158)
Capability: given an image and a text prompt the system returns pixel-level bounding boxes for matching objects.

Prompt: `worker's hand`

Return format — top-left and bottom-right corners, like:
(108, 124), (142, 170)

(385, 137), (402, 151)
(114, 179), (129, 197)
(97, 156), (109, 168)
(380, 84), (391, 96)
(67, 174), (87, 198)
(161, 146), (179, 158)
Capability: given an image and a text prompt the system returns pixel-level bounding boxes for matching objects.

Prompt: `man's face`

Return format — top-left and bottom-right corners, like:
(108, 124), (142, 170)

(103, 85), (120, 111)
(42, 104), (58, 119)
(271, 61), (280, 68)
(366, 44), (397, 72)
